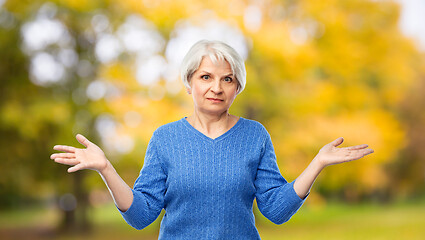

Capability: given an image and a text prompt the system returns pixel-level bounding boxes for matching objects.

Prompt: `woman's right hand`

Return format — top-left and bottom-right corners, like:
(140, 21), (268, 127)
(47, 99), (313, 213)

(51, 134), (109, 173)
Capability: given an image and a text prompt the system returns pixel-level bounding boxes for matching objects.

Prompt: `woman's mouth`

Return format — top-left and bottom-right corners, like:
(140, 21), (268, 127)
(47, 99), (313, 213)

(207, 98), (223, 103)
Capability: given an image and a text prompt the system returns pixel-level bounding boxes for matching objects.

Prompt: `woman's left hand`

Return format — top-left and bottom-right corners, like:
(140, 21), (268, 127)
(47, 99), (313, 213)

(314, 137), (374, 168)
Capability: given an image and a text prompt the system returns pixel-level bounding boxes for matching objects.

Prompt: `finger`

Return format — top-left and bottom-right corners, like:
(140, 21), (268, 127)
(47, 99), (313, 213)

(343, 144), (369, 150)
(363, 148), (374, 156)
(346, 149), (374, 161)
(53, 145), (76, 153)
(68, 163), (87, 173)
(54, 157), (79, 166)
(67, 166), (79, 173)
(50, 153), (75, 159)
(76, 134), (92, 148)
(331, 137), (344, 147)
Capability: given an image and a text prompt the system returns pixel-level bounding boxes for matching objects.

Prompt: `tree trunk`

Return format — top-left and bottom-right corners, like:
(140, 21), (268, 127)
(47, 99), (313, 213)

(59, 171), (91, 233)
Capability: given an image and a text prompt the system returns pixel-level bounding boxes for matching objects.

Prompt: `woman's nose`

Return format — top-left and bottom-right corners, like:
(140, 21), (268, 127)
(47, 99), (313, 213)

(210, 79), (223, 93)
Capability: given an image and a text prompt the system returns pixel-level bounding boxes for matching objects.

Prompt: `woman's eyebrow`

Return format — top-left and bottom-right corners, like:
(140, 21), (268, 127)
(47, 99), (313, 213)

(197, 71), (233, 77)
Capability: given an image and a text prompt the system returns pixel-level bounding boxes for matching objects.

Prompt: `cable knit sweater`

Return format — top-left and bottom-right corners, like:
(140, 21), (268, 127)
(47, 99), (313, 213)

(119, 116), (306, 239)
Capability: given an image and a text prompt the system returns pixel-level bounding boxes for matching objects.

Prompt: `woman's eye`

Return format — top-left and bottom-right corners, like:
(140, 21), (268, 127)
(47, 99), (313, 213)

(201, 75), (210, 80)
(224, 77), (233, 83)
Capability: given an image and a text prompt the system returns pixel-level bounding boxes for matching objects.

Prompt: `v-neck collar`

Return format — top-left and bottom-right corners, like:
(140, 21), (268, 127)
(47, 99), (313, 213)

(181, 116), (244, 143)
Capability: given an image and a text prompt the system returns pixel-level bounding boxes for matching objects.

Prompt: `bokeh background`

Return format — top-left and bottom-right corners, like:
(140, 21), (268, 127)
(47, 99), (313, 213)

(1, 0), (425, 239)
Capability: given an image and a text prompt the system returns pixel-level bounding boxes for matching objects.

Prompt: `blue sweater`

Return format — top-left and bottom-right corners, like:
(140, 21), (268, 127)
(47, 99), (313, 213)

(119, 117), (306, 239)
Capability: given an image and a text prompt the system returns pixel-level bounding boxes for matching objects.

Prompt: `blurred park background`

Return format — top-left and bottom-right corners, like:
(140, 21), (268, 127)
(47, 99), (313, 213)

(1, 0), (425, 239)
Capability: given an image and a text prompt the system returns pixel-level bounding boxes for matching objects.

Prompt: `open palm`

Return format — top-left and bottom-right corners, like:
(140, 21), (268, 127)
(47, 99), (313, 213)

(50, 134), (108, 173)
(315, 137), (374, 167)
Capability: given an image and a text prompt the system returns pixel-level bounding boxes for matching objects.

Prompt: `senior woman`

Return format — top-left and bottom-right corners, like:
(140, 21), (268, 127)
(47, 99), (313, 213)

(50, 40), (374, 239)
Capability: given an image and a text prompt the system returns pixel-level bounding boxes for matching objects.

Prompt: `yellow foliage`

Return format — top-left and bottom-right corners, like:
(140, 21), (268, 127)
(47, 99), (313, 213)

(1, 98), (71, 139)
(59, 0), (105, 11)
(20, 0), (419, 199)
(271, 109), (405, 193)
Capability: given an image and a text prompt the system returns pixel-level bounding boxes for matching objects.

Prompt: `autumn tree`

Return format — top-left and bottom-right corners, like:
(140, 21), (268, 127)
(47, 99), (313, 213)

(1, 0), (425, 234)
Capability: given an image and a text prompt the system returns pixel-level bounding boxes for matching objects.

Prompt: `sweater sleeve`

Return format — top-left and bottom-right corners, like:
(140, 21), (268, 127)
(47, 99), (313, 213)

(254, 131), (307, 225)
(118, 132), (167, 230)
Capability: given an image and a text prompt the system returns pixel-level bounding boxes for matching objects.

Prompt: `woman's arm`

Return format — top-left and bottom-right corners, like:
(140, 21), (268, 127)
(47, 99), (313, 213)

(50, 134), (133, 211)
(293, 137), (374, 199)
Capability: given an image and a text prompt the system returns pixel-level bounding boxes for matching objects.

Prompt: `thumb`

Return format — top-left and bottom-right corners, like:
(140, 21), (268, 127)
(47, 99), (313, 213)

(76, 134), (92, 148)
(331, 137), (344, 147)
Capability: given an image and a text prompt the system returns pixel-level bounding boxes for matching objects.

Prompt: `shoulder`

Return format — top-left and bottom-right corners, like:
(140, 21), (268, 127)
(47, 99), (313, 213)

(152, 118), (183, 139)
(240, 117), (268, 133)
(152, 118), (186, 141)
(239, 117), (271, 142)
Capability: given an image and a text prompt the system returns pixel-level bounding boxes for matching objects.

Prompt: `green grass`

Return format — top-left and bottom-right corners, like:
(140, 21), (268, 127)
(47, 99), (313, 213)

(258, 200), (425, 239)
(1, 200), (424, 239)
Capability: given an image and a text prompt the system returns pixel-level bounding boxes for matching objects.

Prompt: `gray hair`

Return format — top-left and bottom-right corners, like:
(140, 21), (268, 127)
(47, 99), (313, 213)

(180, 40), (246, 95)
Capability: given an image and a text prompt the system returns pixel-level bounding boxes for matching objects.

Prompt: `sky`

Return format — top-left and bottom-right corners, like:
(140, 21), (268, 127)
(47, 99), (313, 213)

(396, 0), (425, 51)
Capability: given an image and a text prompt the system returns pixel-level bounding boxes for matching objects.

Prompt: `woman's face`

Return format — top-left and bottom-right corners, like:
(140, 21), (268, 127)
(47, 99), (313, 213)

(188, 56), (238, 116)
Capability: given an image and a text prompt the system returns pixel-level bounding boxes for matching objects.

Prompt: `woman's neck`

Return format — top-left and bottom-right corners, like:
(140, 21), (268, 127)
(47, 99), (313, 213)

(187, 111), (237, 139)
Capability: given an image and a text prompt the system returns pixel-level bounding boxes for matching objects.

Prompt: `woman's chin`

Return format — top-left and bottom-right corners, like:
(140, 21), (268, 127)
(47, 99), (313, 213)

(197, 108), (229, 116)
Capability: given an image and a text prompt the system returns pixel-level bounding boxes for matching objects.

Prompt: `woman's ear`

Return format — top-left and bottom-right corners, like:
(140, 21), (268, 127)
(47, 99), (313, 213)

(186, 87), (192, 94)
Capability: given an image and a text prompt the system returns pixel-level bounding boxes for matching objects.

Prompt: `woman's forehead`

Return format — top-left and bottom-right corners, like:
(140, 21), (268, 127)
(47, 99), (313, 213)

(197, 56), (232, 72)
